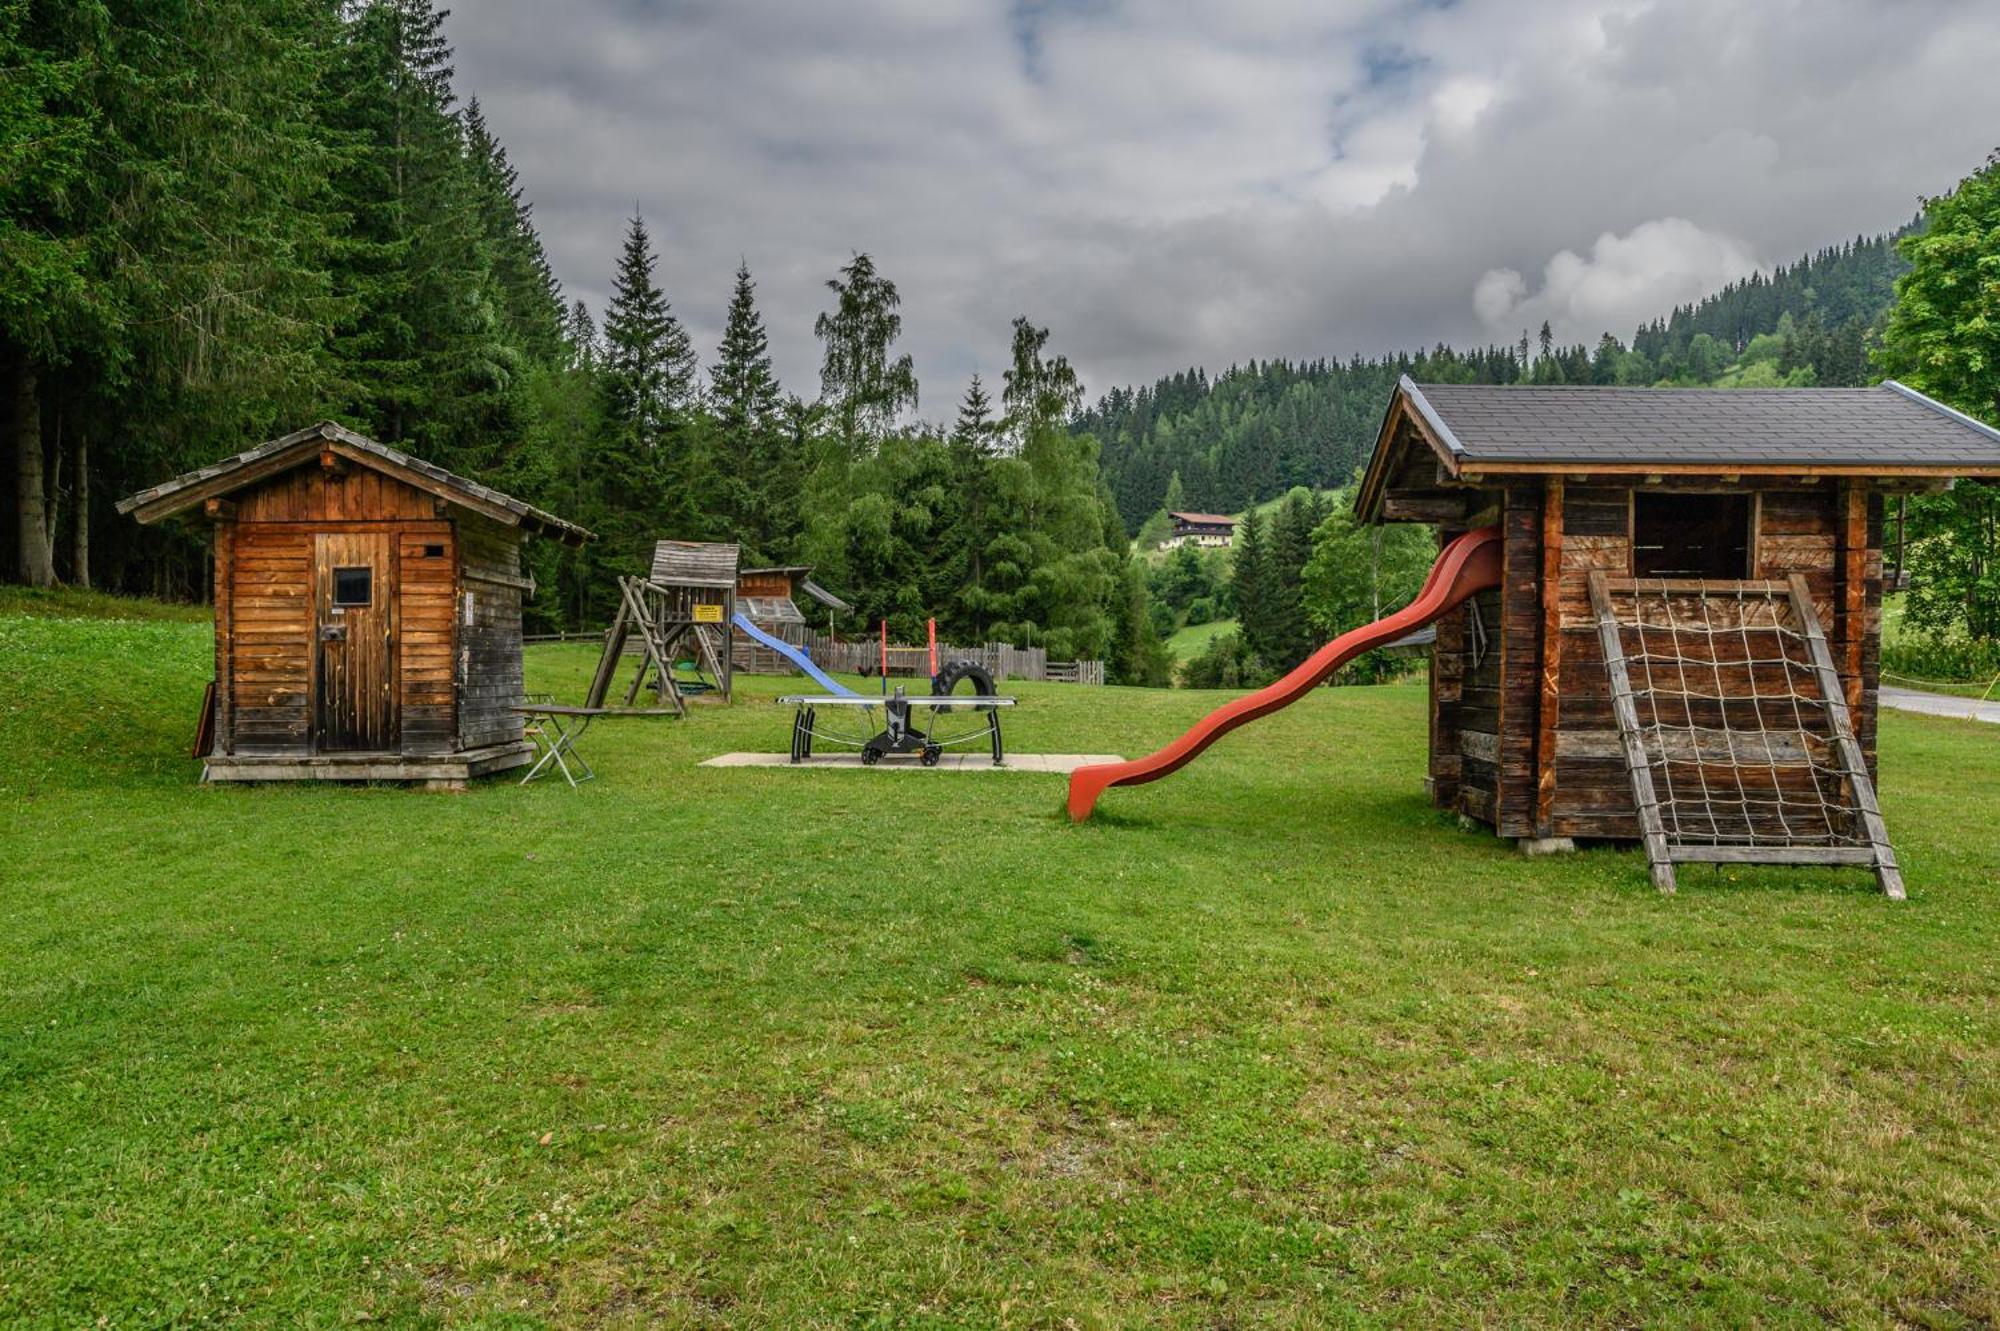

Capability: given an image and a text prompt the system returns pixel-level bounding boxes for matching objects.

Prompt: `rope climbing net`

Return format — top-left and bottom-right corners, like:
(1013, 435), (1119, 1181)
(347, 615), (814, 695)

(1615, 580), (1860, 848)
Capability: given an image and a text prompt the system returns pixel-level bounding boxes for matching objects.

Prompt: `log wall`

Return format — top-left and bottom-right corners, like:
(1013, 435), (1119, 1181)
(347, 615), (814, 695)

(456, 513), (528, 750)
(1428, 478), (1885, 843)
(211, 458), (535, 760)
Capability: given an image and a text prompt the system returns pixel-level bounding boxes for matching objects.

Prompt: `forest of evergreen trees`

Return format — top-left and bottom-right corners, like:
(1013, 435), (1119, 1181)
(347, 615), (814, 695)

(6, 0), (1991, 688)
(1082, 231), (1909, 532)
(0, 0), (1167, 681)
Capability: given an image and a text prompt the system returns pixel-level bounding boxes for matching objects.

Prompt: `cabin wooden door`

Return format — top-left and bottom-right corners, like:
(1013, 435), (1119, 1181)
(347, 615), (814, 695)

(313, 532), (398, 751)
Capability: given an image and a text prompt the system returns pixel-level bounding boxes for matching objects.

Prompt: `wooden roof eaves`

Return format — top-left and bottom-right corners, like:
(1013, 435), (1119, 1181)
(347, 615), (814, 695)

(1355, 377), (1464, 523)
(116, 422), (592, 546)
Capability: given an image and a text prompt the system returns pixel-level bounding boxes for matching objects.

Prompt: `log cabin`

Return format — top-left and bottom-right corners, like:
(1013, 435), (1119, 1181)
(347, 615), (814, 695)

(118, 422), (591, 784)
(1356, 377), (2000, 878)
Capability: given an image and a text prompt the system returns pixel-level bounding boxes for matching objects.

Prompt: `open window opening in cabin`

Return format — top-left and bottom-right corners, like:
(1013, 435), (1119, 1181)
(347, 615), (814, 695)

(1632, 492), (1751, 579)
(333, 566), (373, 606)
(423, 543), (445, 558)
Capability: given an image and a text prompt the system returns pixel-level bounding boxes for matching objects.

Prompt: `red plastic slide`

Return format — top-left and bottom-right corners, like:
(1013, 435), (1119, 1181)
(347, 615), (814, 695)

(1067, 525), (1503, 821)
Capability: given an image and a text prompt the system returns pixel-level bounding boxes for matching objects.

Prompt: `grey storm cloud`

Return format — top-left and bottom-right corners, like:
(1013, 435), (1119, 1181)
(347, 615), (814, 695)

(447, 0), (2000, 409)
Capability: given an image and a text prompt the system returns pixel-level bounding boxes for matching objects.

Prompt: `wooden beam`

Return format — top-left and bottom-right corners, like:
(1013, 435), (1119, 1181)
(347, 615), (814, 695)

(1785, 574), (1904, 900)
(1535, 477), (1563, 837)
(1840, 483), (1867, 717)
(1588, 571), (1676, 893)
(203, 497), (237, 519)
(1380, 494), (1471, 523)
(319, 447), (348, 476)
(1669, 846), (1878, 866)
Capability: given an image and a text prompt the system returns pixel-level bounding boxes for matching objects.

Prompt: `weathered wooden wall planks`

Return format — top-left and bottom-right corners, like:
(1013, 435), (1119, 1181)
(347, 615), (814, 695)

(1426, 477), (1888, 845)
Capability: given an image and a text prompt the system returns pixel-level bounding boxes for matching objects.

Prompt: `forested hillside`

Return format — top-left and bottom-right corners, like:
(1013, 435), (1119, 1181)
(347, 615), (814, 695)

(1083, 231), (1910, 532)
(0, 1), (1165, 680)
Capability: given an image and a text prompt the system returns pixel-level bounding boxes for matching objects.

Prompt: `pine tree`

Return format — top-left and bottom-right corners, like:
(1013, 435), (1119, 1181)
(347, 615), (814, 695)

(710, 261), (785, 556)
(951, 374), (996, 457)
(597, 213), (698, 566)
(1232, 508), (1269, 664)
(600, 214), (694, 450)
(462, 96), (565, 363)
(329, 0), (519, 469)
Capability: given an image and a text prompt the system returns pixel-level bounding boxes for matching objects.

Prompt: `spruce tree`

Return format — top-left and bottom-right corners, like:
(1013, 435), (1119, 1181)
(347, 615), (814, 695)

(329, 0), (518, 469)
(951, 374), (996, 457)
(1232, 508), (1269, 664)
(597, 214), (698, 564)
(462, 97), (565, 363)
(710, 261), (785, 556)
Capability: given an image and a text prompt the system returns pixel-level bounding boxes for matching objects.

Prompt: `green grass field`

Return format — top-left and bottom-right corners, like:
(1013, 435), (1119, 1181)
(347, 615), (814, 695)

(1165, 617), (1236, 661)
(4, 594), (1999, 1327)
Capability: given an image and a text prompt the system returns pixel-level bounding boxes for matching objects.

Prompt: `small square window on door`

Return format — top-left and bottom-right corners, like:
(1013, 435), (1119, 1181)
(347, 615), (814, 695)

(1632, 492), (1751, 579)
(332, 566), (373, 606)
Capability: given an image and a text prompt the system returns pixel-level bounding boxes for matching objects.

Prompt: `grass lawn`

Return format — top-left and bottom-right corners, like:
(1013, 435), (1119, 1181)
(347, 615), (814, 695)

(1165, 617), (1236, 661)
(4, 593), (1999, 1327)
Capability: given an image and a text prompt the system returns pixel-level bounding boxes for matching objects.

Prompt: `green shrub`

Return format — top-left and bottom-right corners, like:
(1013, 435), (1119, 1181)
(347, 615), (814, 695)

(1184, 596), (1215, 627)
(1178, 629), (1273, 689)
(1882, 631), (2000, 685)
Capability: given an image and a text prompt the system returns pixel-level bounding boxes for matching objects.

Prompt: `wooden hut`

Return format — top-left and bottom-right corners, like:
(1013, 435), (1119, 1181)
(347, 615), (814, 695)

(732, 564), (852, 672)
(118, 421), (590, 784)
(1357, 378), (2000, 892)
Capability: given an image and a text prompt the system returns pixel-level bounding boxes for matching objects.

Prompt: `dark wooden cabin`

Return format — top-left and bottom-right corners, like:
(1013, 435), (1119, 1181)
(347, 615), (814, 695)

(118, 422), (591, 784)
(1357, 378), (2000, 877)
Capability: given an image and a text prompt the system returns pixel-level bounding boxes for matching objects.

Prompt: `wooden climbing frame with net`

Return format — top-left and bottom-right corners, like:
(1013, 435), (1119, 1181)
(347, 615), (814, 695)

(1587, 571), (1903, 898)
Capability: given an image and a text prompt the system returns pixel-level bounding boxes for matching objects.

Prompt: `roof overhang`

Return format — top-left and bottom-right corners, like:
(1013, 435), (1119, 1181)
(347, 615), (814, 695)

(116, 422), (592, 546)
(1357, 376), (2000, 523)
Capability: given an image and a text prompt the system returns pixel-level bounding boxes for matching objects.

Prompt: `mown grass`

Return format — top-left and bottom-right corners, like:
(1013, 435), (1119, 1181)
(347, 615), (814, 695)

(3, 591), (1999, 1328)
(1165, 617), (1237, 661)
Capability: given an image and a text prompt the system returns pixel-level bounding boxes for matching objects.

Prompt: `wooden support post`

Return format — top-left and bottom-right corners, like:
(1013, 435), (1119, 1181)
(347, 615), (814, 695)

(1535, 477), (1563, 837)
(1589, 572), (1675, 893)
(1787, 575), (1904, 900)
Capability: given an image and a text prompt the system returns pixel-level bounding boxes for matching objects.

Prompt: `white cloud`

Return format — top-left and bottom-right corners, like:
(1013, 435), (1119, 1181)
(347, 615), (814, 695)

(1474, 218), (1761, 343)
(443, 0), (2000, 396)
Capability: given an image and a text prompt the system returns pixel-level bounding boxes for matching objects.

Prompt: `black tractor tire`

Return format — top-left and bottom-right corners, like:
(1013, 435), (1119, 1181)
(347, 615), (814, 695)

(930, 659), (996, 712)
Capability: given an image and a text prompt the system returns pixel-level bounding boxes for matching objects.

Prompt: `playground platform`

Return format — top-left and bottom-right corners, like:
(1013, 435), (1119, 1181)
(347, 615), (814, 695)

(701, 752), (1121, 773)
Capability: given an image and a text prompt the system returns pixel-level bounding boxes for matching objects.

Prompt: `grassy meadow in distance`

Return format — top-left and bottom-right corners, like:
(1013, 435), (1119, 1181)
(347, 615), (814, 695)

(3, 593), (1999, 1327)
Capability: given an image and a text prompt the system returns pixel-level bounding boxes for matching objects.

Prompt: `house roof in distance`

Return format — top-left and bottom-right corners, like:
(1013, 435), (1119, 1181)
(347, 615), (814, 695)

(1359, 376), (2000, 520)
(117, 421), (592, 545)
(1169, 511), (1237, 526)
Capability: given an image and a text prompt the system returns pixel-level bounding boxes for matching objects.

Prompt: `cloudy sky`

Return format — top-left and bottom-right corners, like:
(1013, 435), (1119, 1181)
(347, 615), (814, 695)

(450, 0), (2000, 409)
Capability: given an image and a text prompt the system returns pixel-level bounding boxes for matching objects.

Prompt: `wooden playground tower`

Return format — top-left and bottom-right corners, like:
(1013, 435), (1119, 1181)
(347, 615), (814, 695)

(585, 540), (738, 716)
(1355, 377), (2000, 895)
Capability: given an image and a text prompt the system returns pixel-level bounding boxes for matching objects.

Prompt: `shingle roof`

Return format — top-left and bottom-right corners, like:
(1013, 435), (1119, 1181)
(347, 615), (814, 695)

(650, 540), (740, 588)
(1402, 378), (2000, 471)
(1169, 511), (1237, 526)
(116, 421), (592, 545)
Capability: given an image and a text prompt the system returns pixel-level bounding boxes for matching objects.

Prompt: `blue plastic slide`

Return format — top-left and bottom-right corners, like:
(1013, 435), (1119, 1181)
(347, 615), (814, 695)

(730, 613), (858, 697)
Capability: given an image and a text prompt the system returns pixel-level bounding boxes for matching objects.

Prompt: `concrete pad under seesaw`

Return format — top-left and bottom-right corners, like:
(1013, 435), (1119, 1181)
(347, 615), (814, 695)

(700, 752), (1122, 773)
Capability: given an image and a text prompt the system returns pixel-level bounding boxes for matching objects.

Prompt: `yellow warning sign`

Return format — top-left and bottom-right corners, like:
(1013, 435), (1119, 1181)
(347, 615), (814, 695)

(692, 602), (724, 623)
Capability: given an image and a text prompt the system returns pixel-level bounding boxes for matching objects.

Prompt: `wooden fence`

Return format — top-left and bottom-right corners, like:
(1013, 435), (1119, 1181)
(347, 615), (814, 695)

(802, 631), (1103, 685)
(528, 627), (1104, 685)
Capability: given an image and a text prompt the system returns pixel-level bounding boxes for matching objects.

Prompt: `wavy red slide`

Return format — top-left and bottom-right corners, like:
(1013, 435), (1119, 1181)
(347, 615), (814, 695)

(1067, 525), (1504, 822)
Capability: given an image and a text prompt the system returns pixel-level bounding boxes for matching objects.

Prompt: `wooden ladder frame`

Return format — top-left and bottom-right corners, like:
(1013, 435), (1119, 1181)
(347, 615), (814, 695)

(1588, 571), (1903, 899)
(582, 577), (687, 717)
